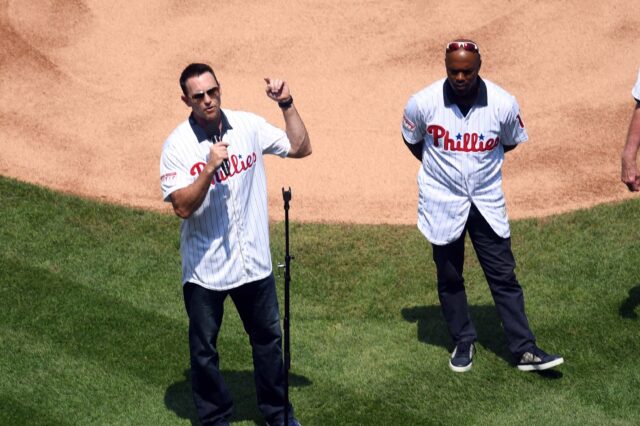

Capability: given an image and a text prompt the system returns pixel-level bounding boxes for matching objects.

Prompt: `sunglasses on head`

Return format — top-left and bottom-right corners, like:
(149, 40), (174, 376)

(446, 41), (479, 53)
(191, 86), (220, 101)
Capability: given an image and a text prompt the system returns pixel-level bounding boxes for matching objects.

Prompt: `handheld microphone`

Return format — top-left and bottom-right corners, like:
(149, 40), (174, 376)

(212, 135), (230, 175)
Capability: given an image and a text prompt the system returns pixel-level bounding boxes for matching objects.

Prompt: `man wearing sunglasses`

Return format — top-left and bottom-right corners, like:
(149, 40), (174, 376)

(160, 63), (311, 426)
(401, 40), (563, 373)
(621, 68), (640, 191)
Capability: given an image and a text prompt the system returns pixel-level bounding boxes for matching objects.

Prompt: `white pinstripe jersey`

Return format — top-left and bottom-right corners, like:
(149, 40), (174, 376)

(160, 109), (290, 290)
(633, 68), (640, 101)
(401, 78), (528, 245)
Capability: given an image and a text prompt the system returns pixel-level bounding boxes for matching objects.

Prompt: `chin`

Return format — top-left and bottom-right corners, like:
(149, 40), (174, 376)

(205, 111), (220, 122)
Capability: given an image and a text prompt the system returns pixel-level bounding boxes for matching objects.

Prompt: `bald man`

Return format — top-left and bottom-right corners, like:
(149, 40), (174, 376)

(401, 40), (563, 373)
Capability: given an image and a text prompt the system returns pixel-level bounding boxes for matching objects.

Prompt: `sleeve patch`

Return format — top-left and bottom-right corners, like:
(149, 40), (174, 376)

(161, 171), (177, 183)
(403, 114), (416, 132)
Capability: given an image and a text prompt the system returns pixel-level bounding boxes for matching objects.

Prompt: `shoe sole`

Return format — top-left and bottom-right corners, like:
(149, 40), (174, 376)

(517, 357), (564, 371)
(449, 360), (473, 373)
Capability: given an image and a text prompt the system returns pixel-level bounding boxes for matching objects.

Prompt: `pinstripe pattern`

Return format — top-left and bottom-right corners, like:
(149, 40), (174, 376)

(160, 109), (290, 290)
(633, 68), (640, 101)
(402, 78), (528, 245)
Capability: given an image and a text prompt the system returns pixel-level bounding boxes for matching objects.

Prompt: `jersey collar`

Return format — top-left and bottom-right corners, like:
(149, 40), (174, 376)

(188, 110), (234, 143)
(443, 77), (488, 108)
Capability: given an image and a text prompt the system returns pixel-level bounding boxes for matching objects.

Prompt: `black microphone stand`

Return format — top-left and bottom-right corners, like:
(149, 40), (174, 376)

(282, 187), (293, 426)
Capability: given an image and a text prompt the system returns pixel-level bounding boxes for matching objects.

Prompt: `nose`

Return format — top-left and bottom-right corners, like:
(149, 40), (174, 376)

(455, 72), (466, 82)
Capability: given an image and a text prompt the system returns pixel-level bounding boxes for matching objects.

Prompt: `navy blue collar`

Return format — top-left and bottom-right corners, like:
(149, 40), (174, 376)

(189, 110), (233, 143)
(443, 77), (488, 108)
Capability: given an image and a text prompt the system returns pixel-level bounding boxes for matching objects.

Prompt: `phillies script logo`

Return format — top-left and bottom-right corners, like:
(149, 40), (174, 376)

(190, 152), (258, 185)
(426, 124), (500, 152)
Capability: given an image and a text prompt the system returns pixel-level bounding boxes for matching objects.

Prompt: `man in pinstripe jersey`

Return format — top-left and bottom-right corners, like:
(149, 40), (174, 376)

(160, 63), (311, 426)
(401, 40), (563, 373)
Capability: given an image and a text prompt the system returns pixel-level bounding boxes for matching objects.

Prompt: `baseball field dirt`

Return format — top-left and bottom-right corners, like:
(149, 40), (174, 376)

(1, 0), (639, 223)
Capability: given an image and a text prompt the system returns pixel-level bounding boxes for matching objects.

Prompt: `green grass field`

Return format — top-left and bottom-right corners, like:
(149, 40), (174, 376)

(1, 175), (639, 425)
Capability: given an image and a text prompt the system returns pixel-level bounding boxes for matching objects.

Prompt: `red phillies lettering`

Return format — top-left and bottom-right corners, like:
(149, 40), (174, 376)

(426, 124), (445, 147)
(246, 152), (256, 168)
(190, 152), (258, 186)
(426, 124), (500, 153)
(191, 162), (205, 175)
(216, 169), (229, 182)
(484, 137), (499, 151)
(463, 133), (471, 151)
(444, 131), (460, 151)
(485, 139), (495, 150)
(229, 152), (257, 174)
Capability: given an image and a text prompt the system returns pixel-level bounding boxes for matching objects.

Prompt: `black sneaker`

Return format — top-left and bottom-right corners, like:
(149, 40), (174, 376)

(517, 346), (564, 371)
(449, 341), (475, 372)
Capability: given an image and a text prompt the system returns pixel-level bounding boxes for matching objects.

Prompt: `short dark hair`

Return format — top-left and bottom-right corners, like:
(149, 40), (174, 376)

(179, 63), (219, 96)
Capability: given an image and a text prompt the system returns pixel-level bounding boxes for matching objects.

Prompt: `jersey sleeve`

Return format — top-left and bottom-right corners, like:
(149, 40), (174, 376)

(401, 95), (426, 144)
(501, 97), (528, 146)
(632, 68), (640, 102)
(256, 116), (291, 157)
(160, 141), (195, 203)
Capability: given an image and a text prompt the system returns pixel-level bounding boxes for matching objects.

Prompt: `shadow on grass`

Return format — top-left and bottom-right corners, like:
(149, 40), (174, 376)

(1, 255), (314, 424)
(401, 304), (512, 365)
(0, 256), (187, 386)
(532, 369), (563, 379)
(402, 305), (564, 379)
(619, 284), (640, 319)
(0, 394), (66, 425)
(165, 369), (312, 425)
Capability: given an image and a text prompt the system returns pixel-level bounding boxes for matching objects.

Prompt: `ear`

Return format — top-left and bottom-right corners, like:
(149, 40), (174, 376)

(477, 58), (482, 72)
(181, 95), (191, 108)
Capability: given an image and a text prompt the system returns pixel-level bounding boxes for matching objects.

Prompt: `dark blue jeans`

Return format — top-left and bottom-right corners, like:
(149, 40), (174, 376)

(431, 204), (536, 357)
(183, 273), (293, 426)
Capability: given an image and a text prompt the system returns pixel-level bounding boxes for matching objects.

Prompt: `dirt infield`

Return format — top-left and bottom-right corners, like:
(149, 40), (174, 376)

(1, 0), (639, 224)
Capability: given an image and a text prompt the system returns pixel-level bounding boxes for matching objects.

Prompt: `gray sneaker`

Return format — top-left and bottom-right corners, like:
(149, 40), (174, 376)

(449, 341), (476, 372)
(517, 346), (564, 371)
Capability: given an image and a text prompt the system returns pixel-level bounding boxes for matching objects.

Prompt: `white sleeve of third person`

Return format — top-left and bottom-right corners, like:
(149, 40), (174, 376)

(501, 98), (529, 147)
(401, 95), (426, 144)
(632, 68), (640, 102)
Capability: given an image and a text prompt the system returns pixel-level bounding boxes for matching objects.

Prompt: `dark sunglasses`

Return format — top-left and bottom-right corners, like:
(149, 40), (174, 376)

(446, 42), (479, 53)
(191, 86), (220, 102)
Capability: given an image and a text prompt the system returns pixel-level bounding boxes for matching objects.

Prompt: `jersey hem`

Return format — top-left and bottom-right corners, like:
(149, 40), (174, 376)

(182, 269), (273, 291)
